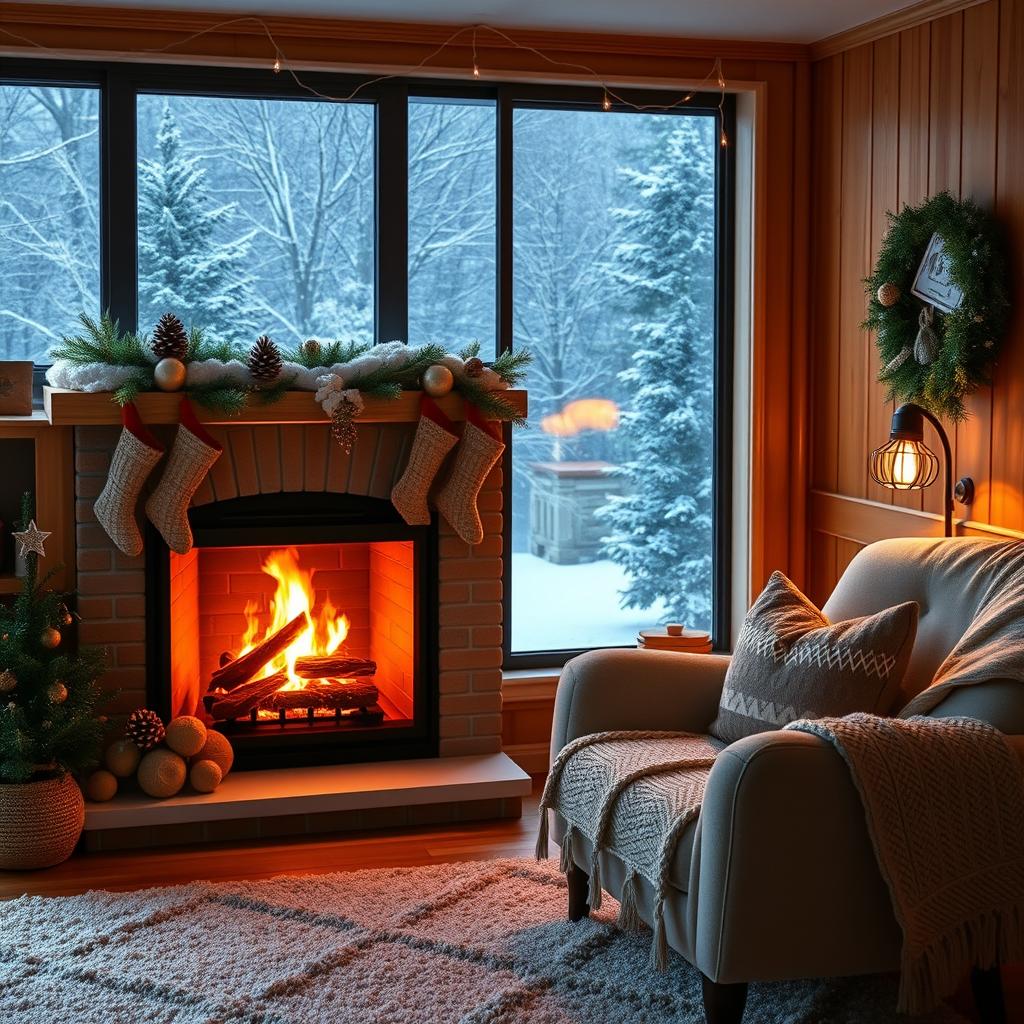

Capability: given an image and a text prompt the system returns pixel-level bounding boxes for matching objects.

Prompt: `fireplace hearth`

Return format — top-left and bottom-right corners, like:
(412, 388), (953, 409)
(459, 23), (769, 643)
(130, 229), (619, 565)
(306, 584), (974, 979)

(146, 492), (438, 769)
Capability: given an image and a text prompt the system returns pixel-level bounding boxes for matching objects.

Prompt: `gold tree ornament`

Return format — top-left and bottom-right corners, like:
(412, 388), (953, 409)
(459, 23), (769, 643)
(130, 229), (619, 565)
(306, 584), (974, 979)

(47, 681), (68, 704)
(422, 364), (454, 397)
(0, 669), (16, 693)
(300, 338), (322, 362)
(13, 520), (50, 559)
(877, 282), (901, 308)
(39, 627), (61, 649)
(154, 356), (187, 391)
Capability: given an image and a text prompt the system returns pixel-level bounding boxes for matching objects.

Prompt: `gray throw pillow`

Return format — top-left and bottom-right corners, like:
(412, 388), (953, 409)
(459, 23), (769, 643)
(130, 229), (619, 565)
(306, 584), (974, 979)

(709, 571), (919, 744)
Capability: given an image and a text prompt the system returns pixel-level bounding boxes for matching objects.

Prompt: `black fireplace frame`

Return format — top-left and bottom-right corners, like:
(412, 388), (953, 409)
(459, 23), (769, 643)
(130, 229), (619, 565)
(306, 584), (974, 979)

(145, 491), (439, 769)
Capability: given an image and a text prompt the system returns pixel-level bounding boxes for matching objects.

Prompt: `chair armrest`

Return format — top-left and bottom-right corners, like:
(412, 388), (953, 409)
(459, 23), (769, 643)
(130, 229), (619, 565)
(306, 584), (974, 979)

(691, 730), (901, 984)
(550, 648), (730, 760)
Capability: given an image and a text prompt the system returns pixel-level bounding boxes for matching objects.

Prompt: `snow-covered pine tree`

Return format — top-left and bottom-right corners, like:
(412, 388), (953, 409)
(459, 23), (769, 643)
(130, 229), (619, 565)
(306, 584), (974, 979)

(137, 105), (256, 342)
(598, 115), (717, 629)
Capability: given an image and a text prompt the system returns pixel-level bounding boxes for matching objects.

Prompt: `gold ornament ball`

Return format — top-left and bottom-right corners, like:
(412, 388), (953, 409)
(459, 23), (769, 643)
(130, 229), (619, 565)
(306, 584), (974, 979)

(154, 356), (187, 392)
(189, 758), (223, 794)
(105, 738), (142, 777)
(191, 729), (234, 778)
(137, 748), (187, 799)
(47, 681), (68, 704)
(422, 364), (454, 398)
(85, 769), (118, 802)
(877, 282), (901, 308)
(0, 669), (16, 693)
(39, 627), (61, 649)
(165, 715), (208, 758)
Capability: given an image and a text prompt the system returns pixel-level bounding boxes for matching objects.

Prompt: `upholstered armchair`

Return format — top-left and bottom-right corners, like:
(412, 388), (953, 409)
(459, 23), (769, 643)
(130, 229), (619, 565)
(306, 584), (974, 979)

(549, 537), (1024, 1024)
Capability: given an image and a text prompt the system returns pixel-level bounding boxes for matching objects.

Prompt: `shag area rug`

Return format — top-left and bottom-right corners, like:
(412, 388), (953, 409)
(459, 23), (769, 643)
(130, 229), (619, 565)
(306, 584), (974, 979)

(1, 858), (968, 1023)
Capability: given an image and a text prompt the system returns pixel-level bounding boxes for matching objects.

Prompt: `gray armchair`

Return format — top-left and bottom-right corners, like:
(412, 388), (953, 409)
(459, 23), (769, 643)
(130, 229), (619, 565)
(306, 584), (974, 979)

(549, 537), (1023, 1024)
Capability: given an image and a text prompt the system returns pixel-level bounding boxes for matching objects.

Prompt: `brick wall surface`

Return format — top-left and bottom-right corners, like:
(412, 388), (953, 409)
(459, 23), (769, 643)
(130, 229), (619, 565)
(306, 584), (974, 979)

(74, 421), (504, 755)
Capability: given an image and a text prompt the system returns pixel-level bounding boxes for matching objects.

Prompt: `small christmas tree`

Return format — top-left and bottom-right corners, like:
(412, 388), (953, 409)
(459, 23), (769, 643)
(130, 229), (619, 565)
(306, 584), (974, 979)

(0, 494), (106, 784)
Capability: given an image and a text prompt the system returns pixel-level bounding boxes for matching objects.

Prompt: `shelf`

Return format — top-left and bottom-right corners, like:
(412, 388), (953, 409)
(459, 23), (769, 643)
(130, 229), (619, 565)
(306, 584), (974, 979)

(42, 387), (527, 427)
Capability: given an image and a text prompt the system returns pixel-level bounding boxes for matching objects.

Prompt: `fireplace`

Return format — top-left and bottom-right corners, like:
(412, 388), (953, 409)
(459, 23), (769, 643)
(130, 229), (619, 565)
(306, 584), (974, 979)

(146, 492), (438, 769)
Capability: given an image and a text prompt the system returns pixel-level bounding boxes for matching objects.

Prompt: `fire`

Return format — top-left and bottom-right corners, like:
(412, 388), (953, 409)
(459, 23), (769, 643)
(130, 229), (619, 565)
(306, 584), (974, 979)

(540, 398), (620, 437)
(238, 547), (349, 691)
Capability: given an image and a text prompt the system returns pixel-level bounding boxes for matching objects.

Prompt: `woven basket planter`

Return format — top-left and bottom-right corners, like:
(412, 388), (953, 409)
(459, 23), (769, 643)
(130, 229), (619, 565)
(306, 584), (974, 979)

(0, 773), (84, 869)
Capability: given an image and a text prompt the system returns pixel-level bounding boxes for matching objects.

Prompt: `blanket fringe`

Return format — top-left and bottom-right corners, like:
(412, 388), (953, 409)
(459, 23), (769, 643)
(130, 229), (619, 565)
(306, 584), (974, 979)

(588, 852), (603, 910)
(560, 824), (578, 874)
(617, 870), (643, 931)
(899, 904), (1024, 1014)
(535, 807), (550, 860)
(650, 898), (669, 971)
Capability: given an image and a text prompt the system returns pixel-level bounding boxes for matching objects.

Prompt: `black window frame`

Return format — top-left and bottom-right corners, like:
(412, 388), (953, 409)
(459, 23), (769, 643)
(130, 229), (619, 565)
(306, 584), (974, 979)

(2, 58), (734, 666)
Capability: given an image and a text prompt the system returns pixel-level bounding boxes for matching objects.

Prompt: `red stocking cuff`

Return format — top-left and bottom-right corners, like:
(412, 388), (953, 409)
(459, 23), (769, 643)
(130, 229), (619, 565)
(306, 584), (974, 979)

(121, 402), (163, 452)
(420, 395), (457, 435)
(179, 398), (223, 452)
(466, 403), (503, 442)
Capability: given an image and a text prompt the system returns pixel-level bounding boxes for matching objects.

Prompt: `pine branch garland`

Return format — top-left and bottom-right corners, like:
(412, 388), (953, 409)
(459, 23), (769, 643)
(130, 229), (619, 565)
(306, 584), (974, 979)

(51, 312), (151, 369)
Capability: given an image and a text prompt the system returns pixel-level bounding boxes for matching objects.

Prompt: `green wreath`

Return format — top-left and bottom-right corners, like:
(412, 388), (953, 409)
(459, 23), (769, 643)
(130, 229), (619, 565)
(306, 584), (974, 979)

(865, 191), (1009, 421)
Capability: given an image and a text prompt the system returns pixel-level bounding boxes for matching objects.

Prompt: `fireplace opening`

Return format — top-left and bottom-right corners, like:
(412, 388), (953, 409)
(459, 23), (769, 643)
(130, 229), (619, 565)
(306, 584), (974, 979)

(146, 493), (438, 768)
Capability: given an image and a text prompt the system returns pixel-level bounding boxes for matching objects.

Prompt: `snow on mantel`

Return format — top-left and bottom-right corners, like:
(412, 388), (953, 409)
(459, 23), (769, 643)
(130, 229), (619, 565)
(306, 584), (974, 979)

(42, 387), (527, 427)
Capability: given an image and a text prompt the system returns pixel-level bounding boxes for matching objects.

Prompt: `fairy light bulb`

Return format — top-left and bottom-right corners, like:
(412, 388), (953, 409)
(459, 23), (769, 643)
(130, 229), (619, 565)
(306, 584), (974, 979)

(473, 62), (480, 78)
(720, 129), (728, 147)
(272, 55), (282, 73)
(602, 92), (612, 111)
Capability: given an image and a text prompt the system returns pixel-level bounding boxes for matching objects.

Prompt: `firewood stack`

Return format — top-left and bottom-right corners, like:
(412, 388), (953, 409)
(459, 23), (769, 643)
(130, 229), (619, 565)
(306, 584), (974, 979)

(202, 613), (380, 723)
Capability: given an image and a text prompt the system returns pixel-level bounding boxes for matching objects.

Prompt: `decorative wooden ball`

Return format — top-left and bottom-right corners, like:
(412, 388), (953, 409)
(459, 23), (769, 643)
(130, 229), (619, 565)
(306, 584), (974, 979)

(877, 282), (901, 308)
(47, 681), (68, 704)
(104, 738), (142, 777)
(154, 356), (187, 392)
(165, 715), (207, 758)
(0, 669), (16, 693)
(85, 769), (118, 802)
(422, 364), (454, 398)
(189, 759), (223, 794)
(191, 729), (234, 778)
(137, 749), (187, 799)
(39, 627), (61, 649)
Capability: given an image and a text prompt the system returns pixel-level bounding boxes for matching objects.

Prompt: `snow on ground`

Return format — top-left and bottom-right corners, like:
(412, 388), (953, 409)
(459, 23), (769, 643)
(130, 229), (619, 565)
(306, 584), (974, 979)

(510, 553), (670, 652)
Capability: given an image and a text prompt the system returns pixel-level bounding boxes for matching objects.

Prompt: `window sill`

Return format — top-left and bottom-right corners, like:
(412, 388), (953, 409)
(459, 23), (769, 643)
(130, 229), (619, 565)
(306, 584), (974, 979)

(502, 668), (560, 704)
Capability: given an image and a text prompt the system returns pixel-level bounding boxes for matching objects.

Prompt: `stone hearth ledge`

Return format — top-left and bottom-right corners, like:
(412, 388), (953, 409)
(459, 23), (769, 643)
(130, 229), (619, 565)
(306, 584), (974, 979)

(84, 752), (531, 830)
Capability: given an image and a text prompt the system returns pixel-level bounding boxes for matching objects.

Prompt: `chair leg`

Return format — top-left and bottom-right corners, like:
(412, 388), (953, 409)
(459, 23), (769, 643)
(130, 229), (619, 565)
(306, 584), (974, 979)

(566, 861), (590, 921)
(971, 965), (1007, 1024)
(700, 973), (748, 1024)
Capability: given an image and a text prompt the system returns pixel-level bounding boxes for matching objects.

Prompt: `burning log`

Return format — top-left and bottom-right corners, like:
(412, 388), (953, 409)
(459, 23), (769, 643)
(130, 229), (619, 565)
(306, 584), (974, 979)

(209, 613), (307, 691)
(262, 679), (379, 712)
(294, 655), (376, 679)
(208, 673), (288, 720)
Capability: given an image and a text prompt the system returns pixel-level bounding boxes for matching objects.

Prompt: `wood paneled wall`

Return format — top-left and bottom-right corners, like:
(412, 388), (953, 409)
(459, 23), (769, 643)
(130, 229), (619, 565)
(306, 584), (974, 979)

(808, 0), (1024, 604)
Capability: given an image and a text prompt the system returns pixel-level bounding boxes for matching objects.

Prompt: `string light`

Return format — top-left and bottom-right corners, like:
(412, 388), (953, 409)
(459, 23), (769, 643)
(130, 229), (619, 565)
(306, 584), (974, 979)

(0, 16), (727, 122)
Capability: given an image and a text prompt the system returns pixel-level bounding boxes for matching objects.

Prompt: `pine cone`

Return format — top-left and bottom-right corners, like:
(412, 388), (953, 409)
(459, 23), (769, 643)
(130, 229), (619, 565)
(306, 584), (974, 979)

(152, 313), (189, 360)
(300, 339), (322, 364)
(464, 357), (485, 378)
(248, 335), (283, 387)
(125, 708), (165, 752)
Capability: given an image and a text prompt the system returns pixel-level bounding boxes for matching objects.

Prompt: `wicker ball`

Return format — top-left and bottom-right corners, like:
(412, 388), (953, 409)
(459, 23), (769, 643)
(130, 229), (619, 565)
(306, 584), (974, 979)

(0, 774), (84, 869)
(104, 738), (142, 778)
(137, 749), (187, 799)
(191, 729), (234, 778)
(877, 282), (901, 308)
(165, 715), (207, 758)
(85, 769), (118, 802)
(189, 759), (223, 794)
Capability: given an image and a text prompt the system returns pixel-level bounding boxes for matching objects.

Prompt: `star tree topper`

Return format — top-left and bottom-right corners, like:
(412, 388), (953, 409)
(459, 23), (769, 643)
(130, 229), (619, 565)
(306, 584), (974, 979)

(13, 520), (50, 558)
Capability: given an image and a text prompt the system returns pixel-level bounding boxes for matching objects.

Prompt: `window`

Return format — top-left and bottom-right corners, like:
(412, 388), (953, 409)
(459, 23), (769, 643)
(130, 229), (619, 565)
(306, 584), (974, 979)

(0, 84), (100, 362)
(3, 63), (731, 660)
(510, 106), (722, 658)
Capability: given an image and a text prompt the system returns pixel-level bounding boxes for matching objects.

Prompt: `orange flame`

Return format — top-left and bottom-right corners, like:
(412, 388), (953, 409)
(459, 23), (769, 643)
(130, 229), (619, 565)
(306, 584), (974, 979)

(540, 398), (620, 437)
(238, 547), (349, 691)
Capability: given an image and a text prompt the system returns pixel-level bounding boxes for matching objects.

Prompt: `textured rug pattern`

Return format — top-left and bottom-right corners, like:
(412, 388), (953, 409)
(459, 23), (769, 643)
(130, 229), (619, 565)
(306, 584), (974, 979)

(0, 858), (967, 1023)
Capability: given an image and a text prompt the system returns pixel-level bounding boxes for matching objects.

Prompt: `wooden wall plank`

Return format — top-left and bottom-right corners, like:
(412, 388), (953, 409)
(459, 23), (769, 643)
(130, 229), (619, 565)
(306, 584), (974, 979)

(866, 33), (901, 505)
(956, 0), (999, 524)
(837, 45), (874, 500)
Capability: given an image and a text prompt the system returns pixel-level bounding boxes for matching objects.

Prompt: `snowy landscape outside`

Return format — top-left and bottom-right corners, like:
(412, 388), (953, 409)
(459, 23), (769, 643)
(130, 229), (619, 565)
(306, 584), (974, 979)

(0, 87), (717, 653)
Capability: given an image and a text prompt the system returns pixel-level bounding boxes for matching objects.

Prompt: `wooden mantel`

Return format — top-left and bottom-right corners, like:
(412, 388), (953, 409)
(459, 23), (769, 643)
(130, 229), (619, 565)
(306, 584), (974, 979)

(42, 387), (527, 427)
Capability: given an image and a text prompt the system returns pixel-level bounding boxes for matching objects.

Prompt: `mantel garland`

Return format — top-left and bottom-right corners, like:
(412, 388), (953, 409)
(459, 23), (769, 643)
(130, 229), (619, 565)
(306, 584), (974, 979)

(865, 191), (1009, 422)
(46, 313), (530, 424)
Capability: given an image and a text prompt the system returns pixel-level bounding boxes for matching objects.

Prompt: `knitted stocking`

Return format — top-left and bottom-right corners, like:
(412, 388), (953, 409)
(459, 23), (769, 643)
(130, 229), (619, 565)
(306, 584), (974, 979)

(391, 397), (459, 526)
(94, 403), (164, 557)
(436, 407), (505, 545)
(145, 399), (222, 554)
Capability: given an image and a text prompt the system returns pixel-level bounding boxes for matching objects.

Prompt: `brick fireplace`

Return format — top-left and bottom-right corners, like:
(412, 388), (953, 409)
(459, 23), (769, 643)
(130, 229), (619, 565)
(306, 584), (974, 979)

(67, 410), (527, 846)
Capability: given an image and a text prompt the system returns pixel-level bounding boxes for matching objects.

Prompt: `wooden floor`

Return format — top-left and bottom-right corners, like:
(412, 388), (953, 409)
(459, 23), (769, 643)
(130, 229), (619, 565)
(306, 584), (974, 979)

(0, 777), (1019, 1023)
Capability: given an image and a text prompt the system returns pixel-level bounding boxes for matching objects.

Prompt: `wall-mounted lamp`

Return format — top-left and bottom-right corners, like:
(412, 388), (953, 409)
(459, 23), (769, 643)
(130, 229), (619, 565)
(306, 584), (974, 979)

(868, 403), (974, 538)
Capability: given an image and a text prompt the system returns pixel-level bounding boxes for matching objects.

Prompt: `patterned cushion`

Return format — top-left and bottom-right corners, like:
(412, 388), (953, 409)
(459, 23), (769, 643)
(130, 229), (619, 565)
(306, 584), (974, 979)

(709, 571), (918, 744)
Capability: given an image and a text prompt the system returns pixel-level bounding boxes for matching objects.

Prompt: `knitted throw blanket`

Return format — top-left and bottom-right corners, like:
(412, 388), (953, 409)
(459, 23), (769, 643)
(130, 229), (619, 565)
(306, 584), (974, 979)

(535, 730), (720, 968)
(787, 713), (1024, 1013)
